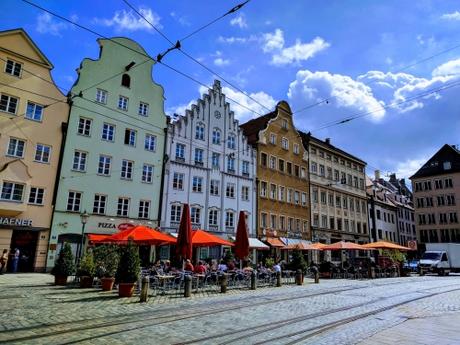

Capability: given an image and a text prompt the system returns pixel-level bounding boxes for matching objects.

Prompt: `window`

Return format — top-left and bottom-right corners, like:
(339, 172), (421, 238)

(226, 183), (235, 198)
(242, 186), (249, 201)
(1, 182), (24, 202)
(445, 178), (453, 188)
(120, 160), (133, 180)
(25, 102), (43, 121)
(301, 192), (307, 206)
(192, 176), (203, 192)
(34, 144), (51, 163)
(121, 74), (131, 88)
(212, 153), (220, 168)
(321, 191), (326, 204)
(437, 196), (445, 206)
(5, 59), (22, 77)
(321, 215), (328, 228)
(118, 96), (129, 110)
(293, 143), (299, 154)
(278, 159), (285, 172)
(288, 189), (293, 203)
(269, 133), (276, 144)
(96, 89), (107, 104)
(227, 134), (236, 149)
(72, 151), (87, 171)
(294, 165), (300, 177)
(311, 162), (317, 173)
(227, 156), (235, 172)
(279, 186), (285, 202)
(195, 148), (204, 164)
(347, 174), (352, 186)
(350, 197), (354, 211)
(329, 193), (334, 206)
(336, 195), (341, 208)
(176, 143), (185, 159)
(191, 207), (201, 224)
(138, 102), (149, 116)
(270, 214), (277, 229)
(171, 204), (182, 222)
(288, 218), (294, 231)
(260, 181), (267, 197)
(313, 214), (319, 227)
(287, 162), (292, 174)
(281, 138), (289, 150)
(28, 187), (44, 205)
(294, 191), (300, 205)
(78, 117), (92, 136)
(173, 172), (184, 190)
(224, 211), (234, 228)
(142, 164), (154, 183)
(93, 194), (107, 214)
(138, 200), (150, 219)
(449, 212), (458, 223)
(359, 178), (364, 190)
(376, 209), (381, 219)
(270, 184), (277, 199)
(319, 165), (325, 176)
(269, 156), (276, 170)
(334, 169), (340, 181)
(313, 189), (318, 203)
(280, 216), (286, 230)
(98, 155), (111, 176)
(261, 152), (267, 167)
(102, 123), (115, 141)
(195, 124), (205, 140)
(66, 191), (82, 211)
(124, 129), (136, 146)
(209, 209), (218, 225)
(117, 197), (130, 216)
(261, 213), (268, 228)
(210, 180), (220, 196)
(330, 217), (335, 229)
(0, 94), (18, 114)
(144, 134), (156, 151)
(300, 167), (306, 178)
(446, 195), (456, 206)
(282, 119), (288, 129)
(212, 129), (221, 144)
(353, 176), (358, 188)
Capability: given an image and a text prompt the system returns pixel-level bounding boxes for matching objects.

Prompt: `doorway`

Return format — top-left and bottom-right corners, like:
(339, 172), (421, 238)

(9, 230), (38, 272)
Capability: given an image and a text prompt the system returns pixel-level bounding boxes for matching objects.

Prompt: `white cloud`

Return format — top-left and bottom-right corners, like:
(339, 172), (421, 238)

(36, 12), (69, 37)
(262, 29), (329, 65)
(432, 58), (460, 76)
(394, 157), (430, 181)
(217, 35), (257, 44)
(170, 11), (190, 26)
(230, 14), (247, 28)
(440, 11), (460, 20)
(214, 58), (230, 66)
(93, 7), (162, 32)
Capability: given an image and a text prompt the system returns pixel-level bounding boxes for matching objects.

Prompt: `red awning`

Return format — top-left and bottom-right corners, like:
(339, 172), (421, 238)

(192, 230), (234, 247)
(266, 237), (285, 248)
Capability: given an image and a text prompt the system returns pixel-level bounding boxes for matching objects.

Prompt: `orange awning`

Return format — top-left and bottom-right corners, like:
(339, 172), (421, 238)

(310, 242), (327, 250)
(322, 241), (369, 251)
(87, 234), (110, 243)
(284, 243), (321, 251)
(192, 230), (234, 247)
(266, 237), (285, 248)
(362, 241), (411, 251)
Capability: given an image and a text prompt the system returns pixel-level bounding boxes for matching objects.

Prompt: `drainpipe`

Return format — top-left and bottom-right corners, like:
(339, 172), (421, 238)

(157, 126), (168, 227)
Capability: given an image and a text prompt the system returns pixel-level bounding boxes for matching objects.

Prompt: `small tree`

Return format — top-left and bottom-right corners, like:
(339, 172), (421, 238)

(77, 252), (96, 277)
(265, 257), (275, 268)
(51, 243), (76, 277)
(289, 249), (308, 273)
(116, 241), (140, 283)
(94, 245), (120, 278)
(223, 250), (234, 263)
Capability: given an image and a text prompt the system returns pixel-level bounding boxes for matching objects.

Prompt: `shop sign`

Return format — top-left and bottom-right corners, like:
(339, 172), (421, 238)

(0, 217), (32, 227)
(408, 240), (417, 250)
(118, 223), (135, 231)
(97, 222), (117, 229)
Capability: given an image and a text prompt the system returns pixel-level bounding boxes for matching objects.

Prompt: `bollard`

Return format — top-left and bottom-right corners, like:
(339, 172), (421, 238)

(295, 269), (302, 285)
(250, 270), (257, 290)
(276, 271), (281, 287)
(184, 274), (192, 298)
(139, 276), (149, 303)
(314, 271), (320, 284)
(220, 274), (228, 293)
(370, 267), (376, 279)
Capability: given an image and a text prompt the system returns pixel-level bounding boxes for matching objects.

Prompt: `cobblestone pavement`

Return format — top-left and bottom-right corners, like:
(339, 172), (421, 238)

(0, 273), (459, 344)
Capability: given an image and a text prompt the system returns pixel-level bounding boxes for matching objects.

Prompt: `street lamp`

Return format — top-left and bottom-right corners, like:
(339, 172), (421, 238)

(77, 210), (90, 264)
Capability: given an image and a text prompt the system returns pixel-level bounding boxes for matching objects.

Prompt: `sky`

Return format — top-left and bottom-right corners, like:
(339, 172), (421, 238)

(2, 0), (460, 182)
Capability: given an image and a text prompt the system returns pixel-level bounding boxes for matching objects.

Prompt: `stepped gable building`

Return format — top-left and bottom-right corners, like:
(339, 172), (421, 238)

(47, 37), (167, 269)
(241, 101), (311, 244)
(410, 144), (460, 248)
(0, 29), (69, 272)
(300, 133), (369, 260)
(161, 80), (257, 256)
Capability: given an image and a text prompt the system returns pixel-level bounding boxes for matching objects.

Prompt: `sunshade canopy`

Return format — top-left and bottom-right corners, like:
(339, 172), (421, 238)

(105, 226), (176, 245)
(87, 234), (110, 243)
(310, 242), (327, 250)
(362, 241), (411, 251)
(322, 241), (369, 251)
(265, 237), (285, 248)
(192, 230), (234, 247)
(284, 242), (321, 251)
(234, 211), (250, 259)
(176, 204), (193, 260)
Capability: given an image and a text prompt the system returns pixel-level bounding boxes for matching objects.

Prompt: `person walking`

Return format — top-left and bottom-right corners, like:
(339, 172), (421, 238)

(0, 249), (8, 274)
(12, 248), (20, 273)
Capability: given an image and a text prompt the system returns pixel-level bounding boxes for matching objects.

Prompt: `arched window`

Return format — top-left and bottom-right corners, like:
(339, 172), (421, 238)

(121, 74), (131, 88)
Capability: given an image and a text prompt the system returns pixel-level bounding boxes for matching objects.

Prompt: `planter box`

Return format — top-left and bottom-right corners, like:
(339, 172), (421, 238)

(79, 276), (94, 288)
(101, 277), (115, 291)
(118, 283), (135, 297)
(54, 275), (68, 286)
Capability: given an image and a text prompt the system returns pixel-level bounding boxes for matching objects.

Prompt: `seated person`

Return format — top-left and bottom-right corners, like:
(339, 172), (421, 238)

(184, 259), (194, 272)
(194, 261), (207, 274)
(217, 260), (228, 272)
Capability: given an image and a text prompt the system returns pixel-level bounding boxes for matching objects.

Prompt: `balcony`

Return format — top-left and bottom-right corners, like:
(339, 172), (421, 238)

(0, 200), (26, 216)
(194, 160), (204, 167)
(175, 156), (185, 163)
(208, 225), (219, 232)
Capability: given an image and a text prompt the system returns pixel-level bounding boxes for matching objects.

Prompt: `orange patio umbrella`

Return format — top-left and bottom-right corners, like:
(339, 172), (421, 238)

(322, 241), (369, 251)
(87, 234), (110, 244)
(105, 225), (176, 245)
(362, 241), (411, 251)
(284, 242), (322, 251)
(310, 242), (327, 250)
(192, 230), (234, 247)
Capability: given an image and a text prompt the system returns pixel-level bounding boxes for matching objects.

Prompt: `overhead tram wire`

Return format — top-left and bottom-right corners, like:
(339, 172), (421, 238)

(20, 0), (265, 118)
(121, 0), (272, 113)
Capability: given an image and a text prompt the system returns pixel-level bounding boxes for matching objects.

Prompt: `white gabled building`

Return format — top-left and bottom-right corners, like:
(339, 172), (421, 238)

(161, 80), (257, 248)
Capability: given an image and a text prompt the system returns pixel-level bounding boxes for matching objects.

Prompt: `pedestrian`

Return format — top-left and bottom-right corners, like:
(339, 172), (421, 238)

(12, 248), (20, 273)
(0, 249), (8, 274)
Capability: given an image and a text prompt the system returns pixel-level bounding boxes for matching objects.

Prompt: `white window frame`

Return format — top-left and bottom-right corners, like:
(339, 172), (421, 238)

(144, 134), (156, 152)
(4, 59), (22, 77)
(25, 101), (43, 121)
(67, 191), (82, 212)
(225, 211), (235, 228)
(102, 123), (115, 142)
(195, 123), (205, 140)
(124, 129), (136, 147)
(1, 181), (25, 202)
(93, 194), (107, 214)
(192, 176), (203, 193)
(212, 129), (221, 145)
(171, 204), (182, 222)
(117, 197), (130, 217)
(98, 155), (111, 176)
(118, 95), (129, 111)
(34, 143), (51, 163)
(6, 137), (25, 158)
(173, 172), (184, 190)
(209, 209), (219, 226)
(28, 187), (45, 205)
(96, 89), (108, 104)
(120, 160), (134, 180)
(138, 102), (149, 116)
(210, 179), (220, 196)
(242, 186), (249, 201)
(0, 94), (19, 114)
(191, 207), (201, 224)
(142, 164), (154, 183)
(281, 137), (289, 150)
(138, 200), (150, 219)
(72, 150), (87, 172)
(176, 143), (185, 159)
(226, 183), (235, 198)
(77, 117), (92, 136)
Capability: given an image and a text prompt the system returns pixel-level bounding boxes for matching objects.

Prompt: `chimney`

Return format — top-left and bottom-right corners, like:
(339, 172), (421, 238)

(374, 170), (381, 180)
(325, 138), (331, 145)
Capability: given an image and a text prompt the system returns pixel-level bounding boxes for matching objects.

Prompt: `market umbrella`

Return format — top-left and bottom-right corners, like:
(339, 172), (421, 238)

(284, 242), (321, 251)
(234, 211), (250, 260)
(87, 234), (111, 244)
(176, 204), (193, 261)
(105, 225), (176, 245)
(310, 242), (327, 250)
(362, 241), (411, 251)
(192, 230), (234, 247)
(322, 241), (368, 251)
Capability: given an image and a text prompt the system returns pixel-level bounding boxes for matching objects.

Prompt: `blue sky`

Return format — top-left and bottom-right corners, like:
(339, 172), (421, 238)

(2, 0), (460, 181)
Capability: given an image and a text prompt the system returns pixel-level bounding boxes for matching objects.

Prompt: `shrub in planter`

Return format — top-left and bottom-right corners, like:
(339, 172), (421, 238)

(289, 250), (308, 283)
(77, 252), (96, 288)
(51, 243), (76, 286)
(94, 245), (120, 291)
(116, 241), (140, 297)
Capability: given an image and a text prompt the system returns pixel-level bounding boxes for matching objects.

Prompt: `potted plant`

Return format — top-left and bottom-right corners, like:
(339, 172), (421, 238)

(94, 245), (120, 291)
(116, 241), (140, 297)
(51, 243), (76, 286)
(289, 249), (308, 283)
(77, 252), (96, 288)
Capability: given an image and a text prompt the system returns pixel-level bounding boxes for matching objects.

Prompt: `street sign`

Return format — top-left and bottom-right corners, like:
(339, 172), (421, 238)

(408, 240), (417, 250)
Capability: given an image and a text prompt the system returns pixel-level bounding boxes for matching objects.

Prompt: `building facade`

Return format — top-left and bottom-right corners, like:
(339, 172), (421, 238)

(47, 37), (166, 269)
(241, 101), (311, 243)
(161, 80), (256, 253)
(410, 144), (460, 248)
(0, 29), (68, 272)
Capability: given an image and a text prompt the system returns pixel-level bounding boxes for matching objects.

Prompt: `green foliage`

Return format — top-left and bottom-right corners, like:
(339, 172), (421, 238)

(116, 241), (140, 283)
(380, 249), (406, 263)
(77, 252), (96, 277)
(223, 250), (234, 263)
(289, 249), (308, 272)
(51, 243), (76, 277)
(93, 245), (120, 278)
(265, 257), (275, 268)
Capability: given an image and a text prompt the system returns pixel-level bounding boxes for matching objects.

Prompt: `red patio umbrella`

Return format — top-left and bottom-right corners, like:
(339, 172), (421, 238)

(176, 204), (193, 260)
(191, 230), (234, 247)
(322, 241), (368, 251)
(234, 211), (250, 260)
(105, 225), (176, 245)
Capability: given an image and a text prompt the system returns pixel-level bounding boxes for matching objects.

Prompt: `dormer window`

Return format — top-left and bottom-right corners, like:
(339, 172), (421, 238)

(121, 74), (131, 88)
(443, 161), (452, 170)
(5, 59), (22, 77)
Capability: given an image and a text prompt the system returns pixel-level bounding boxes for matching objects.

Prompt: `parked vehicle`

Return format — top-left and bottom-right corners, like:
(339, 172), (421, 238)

(419, 243), (460, 276)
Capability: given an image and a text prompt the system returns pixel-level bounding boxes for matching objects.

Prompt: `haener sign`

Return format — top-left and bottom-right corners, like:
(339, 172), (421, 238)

(0, 217), (33, 227)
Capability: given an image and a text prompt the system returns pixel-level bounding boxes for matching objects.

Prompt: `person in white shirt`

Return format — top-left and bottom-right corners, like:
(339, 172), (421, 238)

(217, 260), (228, 272)
(273, 263), (281, 273)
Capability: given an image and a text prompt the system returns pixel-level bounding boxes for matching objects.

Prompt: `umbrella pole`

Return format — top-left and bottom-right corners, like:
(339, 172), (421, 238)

(240, 259), (242, 270)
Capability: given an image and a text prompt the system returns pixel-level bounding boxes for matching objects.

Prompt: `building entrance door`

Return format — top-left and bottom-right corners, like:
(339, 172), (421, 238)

(9, 230), (38, 272)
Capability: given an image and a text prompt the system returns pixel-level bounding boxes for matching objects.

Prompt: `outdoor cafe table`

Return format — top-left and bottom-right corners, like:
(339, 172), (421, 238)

(156, 275), (175, 293)
(193, 274), (206, 292)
